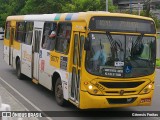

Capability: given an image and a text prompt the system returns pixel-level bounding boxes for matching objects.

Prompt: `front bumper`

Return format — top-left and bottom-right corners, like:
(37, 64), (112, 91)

(79, 90), (153, 109)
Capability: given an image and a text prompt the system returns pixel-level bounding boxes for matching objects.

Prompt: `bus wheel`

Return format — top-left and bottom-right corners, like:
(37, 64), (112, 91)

(16, 59), (23, 79)
(55, 77), (66, 106)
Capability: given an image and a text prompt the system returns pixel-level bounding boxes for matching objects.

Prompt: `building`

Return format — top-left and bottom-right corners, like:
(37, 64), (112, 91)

(113, 0), (160, 11)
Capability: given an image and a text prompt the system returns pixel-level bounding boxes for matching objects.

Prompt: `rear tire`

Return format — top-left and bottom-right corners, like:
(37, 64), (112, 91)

(16, 59), (23, 79)
(55, 77), (66, 106)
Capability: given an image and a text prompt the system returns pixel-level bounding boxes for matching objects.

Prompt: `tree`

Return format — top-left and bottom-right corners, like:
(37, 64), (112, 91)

(0, 0), (26, 28)
(62, 0), (117, 12)
(20, 0), (65, 14)
(0, 0), (118, 28)
(143, 0), (151, 17)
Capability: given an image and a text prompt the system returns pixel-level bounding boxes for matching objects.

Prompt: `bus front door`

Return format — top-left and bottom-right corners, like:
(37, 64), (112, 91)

(33, 28), (42, 80)
(4, 27), (14, 65)
(9, 27), (14, 65)
(70, 32), (85, 104)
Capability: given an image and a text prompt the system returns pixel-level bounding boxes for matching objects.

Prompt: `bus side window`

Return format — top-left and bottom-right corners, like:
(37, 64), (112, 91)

(5, 22), (10, 39)
(55, 23), (71, 54)
(15, 22), (25, 43)
(42, 22), (57, 50)
(24, 22), (33, 45)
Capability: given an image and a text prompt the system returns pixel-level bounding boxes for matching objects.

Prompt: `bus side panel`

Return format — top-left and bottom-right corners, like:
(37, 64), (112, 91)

(21, 43), (32, 78)
(39, 49), (53, 89)
(3, 39), (10, 65)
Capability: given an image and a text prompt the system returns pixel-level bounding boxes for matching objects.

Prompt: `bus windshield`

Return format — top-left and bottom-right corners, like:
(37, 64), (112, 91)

(86, 33), (156, 78)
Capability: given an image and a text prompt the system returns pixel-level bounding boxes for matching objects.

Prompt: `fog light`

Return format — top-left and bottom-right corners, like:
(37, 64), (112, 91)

(143, 88), (149, 93)
(127, 98), (132, 102)
(140, 83), (153, 94)
(88, 85), (93, 90)
(93, 89), (98, 93)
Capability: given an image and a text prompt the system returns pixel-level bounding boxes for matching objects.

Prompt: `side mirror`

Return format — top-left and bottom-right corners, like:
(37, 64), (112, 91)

(84, 37), (91, 51)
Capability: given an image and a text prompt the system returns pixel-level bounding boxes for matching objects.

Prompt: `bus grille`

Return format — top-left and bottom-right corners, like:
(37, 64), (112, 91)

(99, 81), (144, 88)
(107, 97), (137, 104)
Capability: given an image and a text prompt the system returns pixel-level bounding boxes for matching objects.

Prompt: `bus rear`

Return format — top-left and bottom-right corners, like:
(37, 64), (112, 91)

(79, 14), (156, 109)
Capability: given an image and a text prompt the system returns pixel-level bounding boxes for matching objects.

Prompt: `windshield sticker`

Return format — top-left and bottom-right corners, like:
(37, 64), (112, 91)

(92, 34), (95, 39)
(125, 65), (132, 73)
(114, 61), (124, 67)
(60, 56), (68, 70)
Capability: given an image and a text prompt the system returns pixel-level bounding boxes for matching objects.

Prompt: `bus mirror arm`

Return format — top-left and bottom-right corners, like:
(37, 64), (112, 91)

(84, 37), (91, 51)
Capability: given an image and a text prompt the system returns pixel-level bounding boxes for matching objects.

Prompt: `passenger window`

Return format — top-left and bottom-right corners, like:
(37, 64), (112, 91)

(15, 22), (25, 42)
(24, 22), (33, 45)
(55, 23), (71, 54)
(42, 22), (57, 50)
(5, 22), (10, 39)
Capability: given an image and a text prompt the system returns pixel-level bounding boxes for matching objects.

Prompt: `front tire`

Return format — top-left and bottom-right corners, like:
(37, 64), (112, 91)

(55, 77), (66, 106)
(16, 59), (23, 79)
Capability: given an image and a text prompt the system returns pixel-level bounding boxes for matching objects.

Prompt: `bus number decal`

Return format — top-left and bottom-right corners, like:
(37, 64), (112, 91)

(60, 56), (68, 70)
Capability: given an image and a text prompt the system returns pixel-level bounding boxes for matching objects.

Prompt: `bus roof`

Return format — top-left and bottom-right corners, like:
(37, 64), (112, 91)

(6, 11), (154, 22)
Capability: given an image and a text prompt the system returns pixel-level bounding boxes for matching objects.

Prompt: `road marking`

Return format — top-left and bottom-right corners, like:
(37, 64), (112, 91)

(154, 117), (160, 120)
(0, 76), (53, 120)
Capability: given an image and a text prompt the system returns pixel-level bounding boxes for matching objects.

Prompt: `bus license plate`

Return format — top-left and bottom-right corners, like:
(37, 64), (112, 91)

(140, 98), (151, 103)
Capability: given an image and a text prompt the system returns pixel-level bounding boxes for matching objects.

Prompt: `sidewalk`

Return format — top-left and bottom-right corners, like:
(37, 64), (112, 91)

(0, 82), (38, 120)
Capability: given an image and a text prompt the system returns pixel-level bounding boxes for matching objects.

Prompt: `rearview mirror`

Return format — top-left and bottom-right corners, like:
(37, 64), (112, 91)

(84, 37), (90, 51)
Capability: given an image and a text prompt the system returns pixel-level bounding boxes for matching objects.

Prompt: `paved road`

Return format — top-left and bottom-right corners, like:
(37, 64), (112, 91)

(0, 41), (159, 120)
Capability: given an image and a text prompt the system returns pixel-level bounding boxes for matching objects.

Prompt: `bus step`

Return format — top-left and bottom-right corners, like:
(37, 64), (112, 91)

(32, 79), (39, 84)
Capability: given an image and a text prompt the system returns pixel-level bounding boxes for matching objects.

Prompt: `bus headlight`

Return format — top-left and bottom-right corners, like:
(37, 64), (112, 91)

(84, 82), (103, 95)
(140, 83), (153, 94)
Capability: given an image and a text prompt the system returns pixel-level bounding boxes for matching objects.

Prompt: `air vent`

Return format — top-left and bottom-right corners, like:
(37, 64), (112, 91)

(100, 81), (144, 88)
(107, 97), (137, 104)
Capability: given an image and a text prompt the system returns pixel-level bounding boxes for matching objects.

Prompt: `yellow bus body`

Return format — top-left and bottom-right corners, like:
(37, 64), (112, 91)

(3, 11), (156, 109)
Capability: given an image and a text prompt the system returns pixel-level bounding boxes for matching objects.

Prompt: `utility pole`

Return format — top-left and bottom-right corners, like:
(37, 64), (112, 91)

(138, 3), (141, 15)
(106, 0), (108, 12)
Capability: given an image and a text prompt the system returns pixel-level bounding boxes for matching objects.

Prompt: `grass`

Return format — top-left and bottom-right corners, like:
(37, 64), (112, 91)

(156, 59), (160, 67)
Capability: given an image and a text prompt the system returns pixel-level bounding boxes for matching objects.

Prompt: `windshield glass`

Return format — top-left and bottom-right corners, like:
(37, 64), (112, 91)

(86, 33), (156, 78)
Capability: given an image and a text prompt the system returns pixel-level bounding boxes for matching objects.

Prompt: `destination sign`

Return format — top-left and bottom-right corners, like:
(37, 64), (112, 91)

(89, 16), (156, 34)
(100, 66), (124, 77)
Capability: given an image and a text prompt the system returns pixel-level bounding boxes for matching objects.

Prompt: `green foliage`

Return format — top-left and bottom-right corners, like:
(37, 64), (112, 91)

(0, 0), (118, 29)
(156, 59), (160, 67)
(0, 0), (26, 28)
(62, 0), (117, 12)
(20, 0), (64, 14)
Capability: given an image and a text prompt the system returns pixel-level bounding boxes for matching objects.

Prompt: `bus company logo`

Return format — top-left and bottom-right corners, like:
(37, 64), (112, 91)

(51, 55), (59, 63)
(120, 90), (124, 95)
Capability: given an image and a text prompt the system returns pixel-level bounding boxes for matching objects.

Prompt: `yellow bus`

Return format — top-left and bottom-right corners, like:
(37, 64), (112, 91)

(3, 11), (156, 109)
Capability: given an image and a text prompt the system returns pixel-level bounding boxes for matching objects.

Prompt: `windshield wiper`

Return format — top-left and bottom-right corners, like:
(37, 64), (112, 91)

(131, 34), (144, 57)
(106, 32), (123, 60)
(106, 32), (116, 50)
(106, 32), (119, 59)
(132, 34), (144, 49)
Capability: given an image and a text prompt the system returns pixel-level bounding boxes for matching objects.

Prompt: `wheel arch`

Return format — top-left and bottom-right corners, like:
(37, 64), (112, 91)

(52, 71), (61, 92)
(15, 56), (20, 65)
